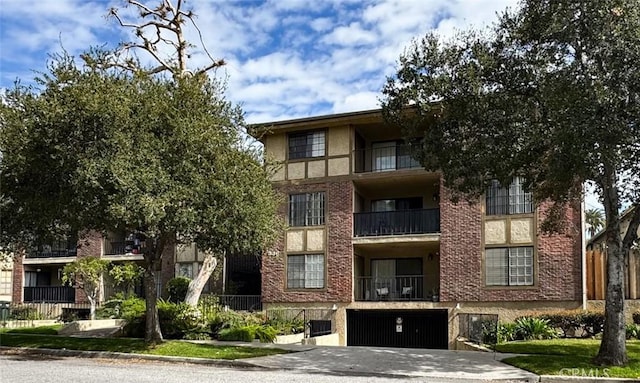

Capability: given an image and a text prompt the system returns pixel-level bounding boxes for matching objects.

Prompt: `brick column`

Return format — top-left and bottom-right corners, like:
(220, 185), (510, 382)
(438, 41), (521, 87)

(11, 254), (24, 303)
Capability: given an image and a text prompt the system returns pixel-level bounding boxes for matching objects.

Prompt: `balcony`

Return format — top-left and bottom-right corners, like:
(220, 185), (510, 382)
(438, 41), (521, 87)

(24, 286), (76, 303)
(354, 144), (422, 173)
(353, 208), (440, 237)
(355, 275), (432, 301)
(26, 249), (77, 258)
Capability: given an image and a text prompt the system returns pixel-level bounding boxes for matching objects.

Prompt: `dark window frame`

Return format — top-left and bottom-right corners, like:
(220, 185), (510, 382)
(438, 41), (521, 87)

(287, 253), (325, 289)
(288, 192), (325, 227)
(486, 177), (533, 215)
(288, 130), (326, 160)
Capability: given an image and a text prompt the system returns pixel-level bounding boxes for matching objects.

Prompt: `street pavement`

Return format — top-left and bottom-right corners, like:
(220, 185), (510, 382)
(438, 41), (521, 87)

(0, 353), (530, 383)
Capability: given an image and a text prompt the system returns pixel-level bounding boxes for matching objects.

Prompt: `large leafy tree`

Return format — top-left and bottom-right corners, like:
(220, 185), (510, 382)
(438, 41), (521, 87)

(382, 0), (640, 365)
(0, 53), (280, 345)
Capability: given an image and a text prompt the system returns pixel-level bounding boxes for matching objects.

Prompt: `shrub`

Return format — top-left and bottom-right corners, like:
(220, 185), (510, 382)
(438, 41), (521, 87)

(535, 311), (582, 338)
(497, 322), (519, 343)
(633, 311), (640, 325)
(579, 311), (605, 337)
(8, 305), (43, 320)
(626, 324), (640, 340)
(480, 319), (498, 345)
(158, 300), (207, 339)
(218, 326), (256, 342)
(514, 317), (558, 340)
(166, 277), (191, 303)
(255, 325), (278, 343)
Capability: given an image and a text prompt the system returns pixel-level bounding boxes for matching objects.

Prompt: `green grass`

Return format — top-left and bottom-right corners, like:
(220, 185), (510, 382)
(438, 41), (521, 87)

(0, 325), (63, 335)
(0, 333), (288, 360)
(496, 339), (640, 379)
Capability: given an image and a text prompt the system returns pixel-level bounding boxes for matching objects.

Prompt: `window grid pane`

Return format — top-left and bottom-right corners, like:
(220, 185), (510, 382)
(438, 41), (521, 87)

(289, 131), (325, 159)
(289, 192), (325, 227)
(287, 254), (324, 289)
(486, 246), (533, 286)
(486, 177), (533, 216)
(287, 255), (305, 289)
(486, 248), (508, 286)
(0, 270), (11, 295)
(508, 247), (533, 286)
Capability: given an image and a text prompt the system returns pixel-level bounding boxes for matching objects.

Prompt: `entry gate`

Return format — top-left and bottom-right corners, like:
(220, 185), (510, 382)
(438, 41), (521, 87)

(347, 309), (448, 349)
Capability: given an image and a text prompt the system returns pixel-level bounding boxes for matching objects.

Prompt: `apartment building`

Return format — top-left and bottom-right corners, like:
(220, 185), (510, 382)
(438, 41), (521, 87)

(251, 108), (583, 349)
(10, 231), (175, 310)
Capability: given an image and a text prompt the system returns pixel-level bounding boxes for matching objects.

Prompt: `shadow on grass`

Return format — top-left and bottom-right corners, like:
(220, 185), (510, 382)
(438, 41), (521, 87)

(0, 334), (288, 360)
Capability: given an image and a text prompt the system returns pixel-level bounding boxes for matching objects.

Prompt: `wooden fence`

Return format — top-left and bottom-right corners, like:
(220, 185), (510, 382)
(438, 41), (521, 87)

(587, 249), (640, 300)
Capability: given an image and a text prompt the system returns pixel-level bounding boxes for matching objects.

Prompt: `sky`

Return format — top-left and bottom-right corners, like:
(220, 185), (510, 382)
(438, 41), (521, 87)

(0, 0), (520, 124)
(0, 0), (603, 213)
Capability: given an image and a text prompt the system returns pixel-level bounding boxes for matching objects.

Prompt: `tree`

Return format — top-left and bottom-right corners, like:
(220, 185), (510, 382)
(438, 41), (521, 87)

(1, 0), (280, 345)
(62, 257), (111, 320)
(1, 53), (280, 344)
(104, 0), (277, 309)
(586, 208), (606, 238)
(382, 0), (640, 366)
(109, 262), (144, 298)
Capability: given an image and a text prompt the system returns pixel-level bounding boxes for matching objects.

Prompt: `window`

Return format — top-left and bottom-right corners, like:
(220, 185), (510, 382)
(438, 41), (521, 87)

(288, 130), (325, 159)
(177, 263), (193, 279)
(371, 141), (421, 172)
(486, 247), (533, 286)
(287, 254), (324, 288)
(486, 177), (533, 215)
(289, 192), (325, 226)
(0, 270), (11, 295)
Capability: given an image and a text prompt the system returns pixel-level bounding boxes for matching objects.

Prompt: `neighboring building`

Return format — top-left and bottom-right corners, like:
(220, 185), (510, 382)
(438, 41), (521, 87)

(250, 108), (583, 349)
(586, 206), (640, 300)
(11, 231), (175, 312)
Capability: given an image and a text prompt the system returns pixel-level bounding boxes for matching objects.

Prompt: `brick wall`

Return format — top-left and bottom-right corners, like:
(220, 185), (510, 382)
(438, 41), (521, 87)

(77, 230), (103, 258)
(440, 183), (582, 302)
(11, 254), (23, 303)
(262, 180), (353, 303)
(160, 244), (176, 298)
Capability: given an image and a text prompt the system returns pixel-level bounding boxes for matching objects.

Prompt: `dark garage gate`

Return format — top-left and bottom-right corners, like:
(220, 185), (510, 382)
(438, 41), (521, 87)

(347, 309), (448, 349)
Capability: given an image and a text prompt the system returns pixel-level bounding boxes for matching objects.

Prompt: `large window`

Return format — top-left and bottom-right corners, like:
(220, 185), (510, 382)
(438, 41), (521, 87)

(288, 130), (325, 159)
(0, 270), (11, 295)
(287, 254), (324, 289)
(371, 141), (421, 172)
(289, 192), (325, 226)
(486, 177), (533, 215)
(485, 247), (533, 286)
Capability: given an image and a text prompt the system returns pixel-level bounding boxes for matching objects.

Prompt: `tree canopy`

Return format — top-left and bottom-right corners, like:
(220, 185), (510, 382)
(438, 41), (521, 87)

(382, 0), (640, 365)
(0, 52), (281, 344)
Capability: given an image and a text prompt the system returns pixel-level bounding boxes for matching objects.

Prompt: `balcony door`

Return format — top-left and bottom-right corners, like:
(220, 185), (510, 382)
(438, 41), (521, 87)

(372, 259), (395, 299)
(372, 141), (396, 172)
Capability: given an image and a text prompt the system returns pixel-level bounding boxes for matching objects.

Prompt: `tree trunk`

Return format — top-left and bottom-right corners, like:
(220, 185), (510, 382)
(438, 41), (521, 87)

(184, 253), (218, 307)
(143, 252), (163, 345)
(88, 289), (96, 321)
(594, 171), (627, 366)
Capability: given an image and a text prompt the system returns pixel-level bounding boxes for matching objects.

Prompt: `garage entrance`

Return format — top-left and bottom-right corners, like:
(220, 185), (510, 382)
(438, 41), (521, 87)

(347, 309), (448, 349)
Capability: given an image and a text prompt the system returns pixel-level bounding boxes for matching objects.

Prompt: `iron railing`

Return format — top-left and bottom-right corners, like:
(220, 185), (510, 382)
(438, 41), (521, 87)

(199, 294), (262, 312)
(354, 144), (422, 173)
(355, 275), (433, 301)
(23, 286), (76, 303)
(458, 313), (499, 345)
(265, 308), (335, 338)
(353, 208), (440, 237)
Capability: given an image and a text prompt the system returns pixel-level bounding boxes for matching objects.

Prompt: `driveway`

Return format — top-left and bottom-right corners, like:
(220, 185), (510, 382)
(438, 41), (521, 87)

(243, 345), (538, 381)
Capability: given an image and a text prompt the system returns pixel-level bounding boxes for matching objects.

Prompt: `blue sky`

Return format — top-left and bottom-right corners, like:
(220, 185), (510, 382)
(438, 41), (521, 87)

(0, 0), (604, 213)
(0, 0), (518, 124)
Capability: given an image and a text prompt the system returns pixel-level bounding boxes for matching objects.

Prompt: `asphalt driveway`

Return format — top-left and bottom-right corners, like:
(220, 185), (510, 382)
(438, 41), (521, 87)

(243, 345), (538, 381)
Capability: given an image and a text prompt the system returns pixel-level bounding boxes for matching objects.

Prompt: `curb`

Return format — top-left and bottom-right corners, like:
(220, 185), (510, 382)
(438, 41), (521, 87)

(539, 375), (640, 383)
(0, 346), (267, 369)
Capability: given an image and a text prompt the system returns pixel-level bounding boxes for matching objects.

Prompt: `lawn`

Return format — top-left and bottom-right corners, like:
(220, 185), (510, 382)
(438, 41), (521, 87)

(496, 339), (640, 379)
(0, 333), (288, 360)
(0, 325), (63, 335)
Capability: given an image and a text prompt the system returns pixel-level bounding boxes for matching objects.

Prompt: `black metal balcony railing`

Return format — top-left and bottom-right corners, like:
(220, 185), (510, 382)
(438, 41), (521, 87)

(23, 286), (76, 303)
(353, 208), (440, 237)
(355, 275), (425, 301)
(26, 248), (78, 258)
(354, 144), (422, 173)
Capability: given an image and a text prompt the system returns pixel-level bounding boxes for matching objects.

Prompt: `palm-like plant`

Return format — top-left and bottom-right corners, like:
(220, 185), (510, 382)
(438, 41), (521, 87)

(585, 208), (605, 238)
